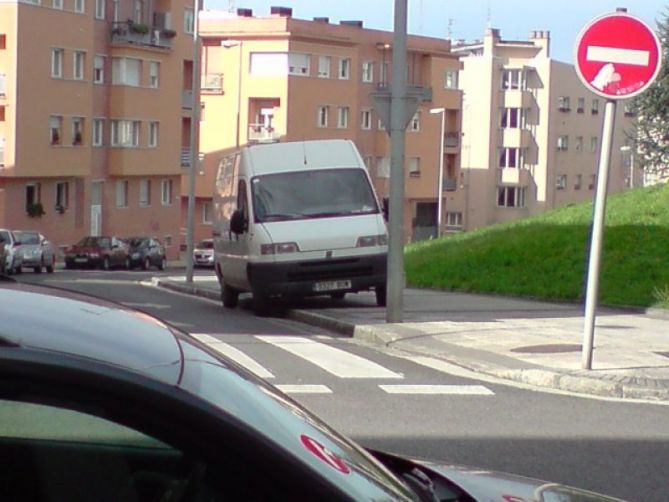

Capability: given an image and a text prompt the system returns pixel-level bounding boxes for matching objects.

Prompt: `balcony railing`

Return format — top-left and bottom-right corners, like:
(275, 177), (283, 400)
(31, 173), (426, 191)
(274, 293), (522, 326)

(444, 132), (459, 148)
(111, 21), (174, 49)
(181, 148), (191, 167)
(0, 74), (6, 97)
(182, 90), (193, 110)
(201, 73), (223, 93)
(0, 144), (4, 167)
(248, 124), (280, 143)
(443, 178), (457, 191)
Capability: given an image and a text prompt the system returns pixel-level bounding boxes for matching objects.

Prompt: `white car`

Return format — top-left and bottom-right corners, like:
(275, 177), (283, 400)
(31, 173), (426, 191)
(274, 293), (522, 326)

(193, 238), (215, 268)
(14, 230), (56, 273)
(0, 229), (23, 275)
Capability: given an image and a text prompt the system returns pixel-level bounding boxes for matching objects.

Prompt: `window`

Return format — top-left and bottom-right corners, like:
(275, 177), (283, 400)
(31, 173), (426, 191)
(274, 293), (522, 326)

(577, 97), (585, 113)
(51, 48), (63, 78)
(49, 115), (63, 145)
(184, 8), (194, 34)
(74, 0), (84, 13)
(557, 135), (569, 151)
(317, 106), (328, 128)
(149, 121), (158, 147)
(497, 186), (526, 208)
(93, 119), (104, 146)
(249, 52), (288, 76)
(149, 61), (159, 88)
(139, 179), (151, 206)
(72, 117), (84, 145)
(446, 211), (463, 228)
(112, 57), (141, 86)
(588, 174), (596, 190)
(116, 180), (129, 207)
(338, 58), (350, 80)
(362, 61), (373, 83)
(202, 201), (212, 223)
(288, 53), (310, 76)
(500, 108), (521, 128)
(575, 136), (583, 151)
(574, 174), (582, 190)
(499, 147), (521, 168)
(56, 181), (69, 209)
(558, 96), (570, 111)
(408, 157), (420, 177)
(95, 0), (105, 19)
(590, 136), (598, 153)
(26, 183), (41, 209)
(444, 70), (458, 89)
(377, 157), (390, 178)
(317, 56), (330, 78)
(592, 99), (599, 115)
(53, 0), (63, 9)
(361, 109), (372, 130)
(133, 0), (142, 22)
(94, 55), (105, 84)
(161, 179), (173, 205)
(337, 107), (349, 129)
(502, 69), (523, 90)
(73, 51), (85, 80)
(409, 111), (421, 132)
(377, 118), (385, 131)
(111, 120), (140, 147)
(556, 174), (567, 190)
(379, 62), (389, 86)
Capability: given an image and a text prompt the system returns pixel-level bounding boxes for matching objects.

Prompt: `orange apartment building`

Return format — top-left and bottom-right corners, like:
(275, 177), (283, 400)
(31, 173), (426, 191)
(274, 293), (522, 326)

(0, 0), (199, 259)
(190, 7), (463, 243)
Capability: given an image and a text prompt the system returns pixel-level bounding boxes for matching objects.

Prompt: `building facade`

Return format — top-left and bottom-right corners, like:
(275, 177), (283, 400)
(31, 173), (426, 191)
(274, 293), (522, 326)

(193, 6), (463, 243)
(0, 0), (198, 258)
(448, 28), (635, 232)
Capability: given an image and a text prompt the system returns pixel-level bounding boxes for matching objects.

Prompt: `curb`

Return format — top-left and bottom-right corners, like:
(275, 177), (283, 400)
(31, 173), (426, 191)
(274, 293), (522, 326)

(156, 279), (220, 302)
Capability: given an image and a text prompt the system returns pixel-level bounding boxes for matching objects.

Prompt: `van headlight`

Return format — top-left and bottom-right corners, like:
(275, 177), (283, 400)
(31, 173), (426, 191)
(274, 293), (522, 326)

(356, 234), (388, 247)
(261, 242), (300, 255)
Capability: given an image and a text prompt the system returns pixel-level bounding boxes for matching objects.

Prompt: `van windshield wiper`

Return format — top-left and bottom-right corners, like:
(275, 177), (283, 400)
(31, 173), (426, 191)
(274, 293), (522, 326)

(304, 211), (355, 218)
(260, 213), (305, 221)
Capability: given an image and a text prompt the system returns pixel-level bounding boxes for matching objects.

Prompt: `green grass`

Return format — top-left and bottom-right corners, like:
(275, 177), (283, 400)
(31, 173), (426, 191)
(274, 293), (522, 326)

(405, 183), (669, 307)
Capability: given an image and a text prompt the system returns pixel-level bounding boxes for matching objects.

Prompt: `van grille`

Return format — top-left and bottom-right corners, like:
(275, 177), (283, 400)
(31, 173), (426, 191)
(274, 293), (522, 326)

(287, 258), (373, 282)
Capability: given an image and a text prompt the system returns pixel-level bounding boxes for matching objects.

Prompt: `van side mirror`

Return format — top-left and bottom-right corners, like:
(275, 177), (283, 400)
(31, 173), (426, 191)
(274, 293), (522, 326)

(230, 209), (247, 234)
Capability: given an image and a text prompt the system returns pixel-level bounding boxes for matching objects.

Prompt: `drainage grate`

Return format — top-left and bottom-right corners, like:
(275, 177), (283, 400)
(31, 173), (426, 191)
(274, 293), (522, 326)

(511, 343), (582, 354)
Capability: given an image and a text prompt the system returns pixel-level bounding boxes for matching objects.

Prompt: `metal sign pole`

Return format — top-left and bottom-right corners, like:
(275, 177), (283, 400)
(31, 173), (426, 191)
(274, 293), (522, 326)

(582, 99), (617, 370)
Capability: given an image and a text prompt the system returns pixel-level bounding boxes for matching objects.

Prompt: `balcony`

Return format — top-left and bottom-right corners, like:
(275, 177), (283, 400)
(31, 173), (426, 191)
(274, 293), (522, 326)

(181, 148), (191, 167)
(111, 21), (174, 49)
(498, 167), (530, 185)
(248, 124), (280, 144)
(444, 132), (459, 148)
(182, 90), (193, 110)
(0, 74), (6, 97)
(201, 74), (223, 93)
(502, 128), (532, 148)
(442, 177), (457, 191)
(0, 143), (4, 167)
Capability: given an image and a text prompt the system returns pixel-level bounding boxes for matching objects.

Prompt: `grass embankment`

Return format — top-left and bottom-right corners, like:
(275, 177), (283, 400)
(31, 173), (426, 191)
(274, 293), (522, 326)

(405, 183), (669, 308)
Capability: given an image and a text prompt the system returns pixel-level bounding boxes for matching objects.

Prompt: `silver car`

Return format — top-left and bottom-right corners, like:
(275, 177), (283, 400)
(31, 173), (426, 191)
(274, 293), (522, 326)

(0, 229), (23, 275)
(14, 230), (56, 273)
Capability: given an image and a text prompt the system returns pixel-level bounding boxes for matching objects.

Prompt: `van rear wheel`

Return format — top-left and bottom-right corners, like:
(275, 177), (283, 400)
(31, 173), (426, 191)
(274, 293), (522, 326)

(375, 286), (387, 307)
(222, 283), (239, 309)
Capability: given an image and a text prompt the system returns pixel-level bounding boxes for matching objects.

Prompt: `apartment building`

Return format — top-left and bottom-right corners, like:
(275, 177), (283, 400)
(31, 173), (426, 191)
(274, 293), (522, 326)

(192, 7), (462, 243)
(0, 0), (198, 258)
(448, 28), (635, 232)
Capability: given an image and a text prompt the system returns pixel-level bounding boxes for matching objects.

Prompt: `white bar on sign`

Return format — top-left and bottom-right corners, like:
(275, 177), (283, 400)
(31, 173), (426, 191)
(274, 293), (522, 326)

(276, 384), (332, 394)
(192, 334), (275, 379)
(379, 384), (494, 395)
(256, 336), (403, 379)
(586, 45), (649, 66)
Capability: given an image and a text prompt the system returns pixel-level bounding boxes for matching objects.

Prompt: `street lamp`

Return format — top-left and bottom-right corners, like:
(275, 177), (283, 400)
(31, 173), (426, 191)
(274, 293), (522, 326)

(221, 40), (243, 147)
(430, 107), (445, 237)
(620, 145), (634, 188)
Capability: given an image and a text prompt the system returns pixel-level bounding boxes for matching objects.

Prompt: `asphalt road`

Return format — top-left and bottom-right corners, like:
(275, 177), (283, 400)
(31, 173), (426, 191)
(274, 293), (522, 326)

(16, 267), (669, 502)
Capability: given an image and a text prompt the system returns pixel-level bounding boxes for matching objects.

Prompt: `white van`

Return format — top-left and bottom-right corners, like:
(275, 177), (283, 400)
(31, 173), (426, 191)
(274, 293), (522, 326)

(212, 139), (388, 315)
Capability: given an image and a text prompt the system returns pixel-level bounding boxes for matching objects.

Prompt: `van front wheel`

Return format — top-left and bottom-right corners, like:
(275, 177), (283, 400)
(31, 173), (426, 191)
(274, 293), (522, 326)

(222, 283), (239, 309)
(375, 286), (387, 307)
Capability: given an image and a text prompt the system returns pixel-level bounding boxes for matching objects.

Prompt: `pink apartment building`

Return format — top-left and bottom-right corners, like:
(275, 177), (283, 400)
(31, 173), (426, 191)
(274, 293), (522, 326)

(190, 6), (463, 244)
(0, 0), (199, 259)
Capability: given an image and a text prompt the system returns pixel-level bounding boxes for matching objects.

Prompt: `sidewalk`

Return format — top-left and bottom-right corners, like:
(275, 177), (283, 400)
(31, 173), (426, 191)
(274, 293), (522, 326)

(154, 275), (669, 402)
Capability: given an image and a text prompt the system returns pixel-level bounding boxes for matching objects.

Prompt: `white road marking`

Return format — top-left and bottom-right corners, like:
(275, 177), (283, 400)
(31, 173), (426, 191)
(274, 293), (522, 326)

(379, 384), (494, 395)
(256, 336), (402, 379)
(121, 302), (171, 310)
(276, 384), (332, 394)
(192, 334), (275, 379)
(586, 45), (650, 66)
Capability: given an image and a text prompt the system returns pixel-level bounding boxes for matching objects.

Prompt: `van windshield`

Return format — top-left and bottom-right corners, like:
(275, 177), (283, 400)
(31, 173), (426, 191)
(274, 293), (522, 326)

(251, 168), (379, 223)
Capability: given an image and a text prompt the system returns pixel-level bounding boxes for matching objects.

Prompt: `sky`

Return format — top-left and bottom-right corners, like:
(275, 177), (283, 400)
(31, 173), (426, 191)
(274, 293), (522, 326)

(203, 0), (667, 63)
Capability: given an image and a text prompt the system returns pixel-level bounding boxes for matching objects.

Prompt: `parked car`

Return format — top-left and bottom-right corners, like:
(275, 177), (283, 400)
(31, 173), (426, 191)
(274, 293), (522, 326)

(193, 238), (215, 268)
(0, 282), (624, 502)
(0, 234), (7, 275)
(64, 235), (129, 270)
(0, 228), (23, 275)
(126, 236), (166, 270)
(14, 230), (56, 273)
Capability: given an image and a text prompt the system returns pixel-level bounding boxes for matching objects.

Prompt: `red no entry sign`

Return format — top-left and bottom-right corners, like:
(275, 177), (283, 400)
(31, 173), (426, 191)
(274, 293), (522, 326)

(574, 12), (661, 99)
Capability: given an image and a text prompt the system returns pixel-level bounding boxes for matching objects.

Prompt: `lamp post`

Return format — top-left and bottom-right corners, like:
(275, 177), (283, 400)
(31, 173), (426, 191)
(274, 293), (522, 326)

(222, 40), (243, 147)
(620, 145), (634, 188)
(430, 107), (445, 237)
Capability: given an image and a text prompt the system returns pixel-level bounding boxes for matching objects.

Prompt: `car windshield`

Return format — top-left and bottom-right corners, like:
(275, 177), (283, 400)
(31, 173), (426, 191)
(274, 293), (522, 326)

(127, 237), (150, 248)
(76, 236), (110, 248)
(0, 231), (10, 243)
(15, 232), (39, 245)
(251, 168), (379, 223)
(196, 240), (214, 249)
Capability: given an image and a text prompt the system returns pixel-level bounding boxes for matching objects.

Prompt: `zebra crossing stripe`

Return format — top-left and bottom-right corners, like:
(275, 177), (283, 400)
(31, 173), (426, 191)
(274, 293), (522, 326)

(192, 334), (275, 379)
(379, 385), (494, 395)
(276, 385), (332, 394)
(256, 336), (403, 379)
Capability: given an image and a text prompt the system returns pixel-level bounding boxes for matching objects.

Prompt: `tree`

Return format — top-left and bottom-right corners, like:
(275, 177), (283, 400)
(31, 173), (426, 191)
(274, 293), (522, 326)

(631, 7), (669, 184)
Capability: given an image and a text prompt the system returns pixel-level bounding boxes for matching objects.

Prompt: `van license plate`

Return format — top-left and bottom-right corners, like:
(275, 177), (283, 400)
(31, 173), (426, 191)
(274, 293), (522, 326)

(313, 280), (351, 292)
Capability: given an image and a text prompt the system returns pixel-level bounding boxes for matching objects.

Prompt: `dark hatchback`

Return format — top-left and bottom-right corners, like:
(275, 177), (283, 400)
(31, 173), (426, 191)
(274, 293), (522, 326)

(64, 235), (129, 270)
(0, 282), (625, 502)
(126, 236), (166, 270)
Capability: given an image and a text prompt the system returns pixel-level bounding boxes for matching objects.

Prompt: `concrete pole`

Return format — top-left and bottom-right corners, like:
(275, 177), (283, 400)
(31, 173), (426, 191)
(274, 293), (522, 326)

(436, 111), (445, 237)
(386, 0), (408, 323)
(582, 99), (617, 370)
(185, 0), (201, 283)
